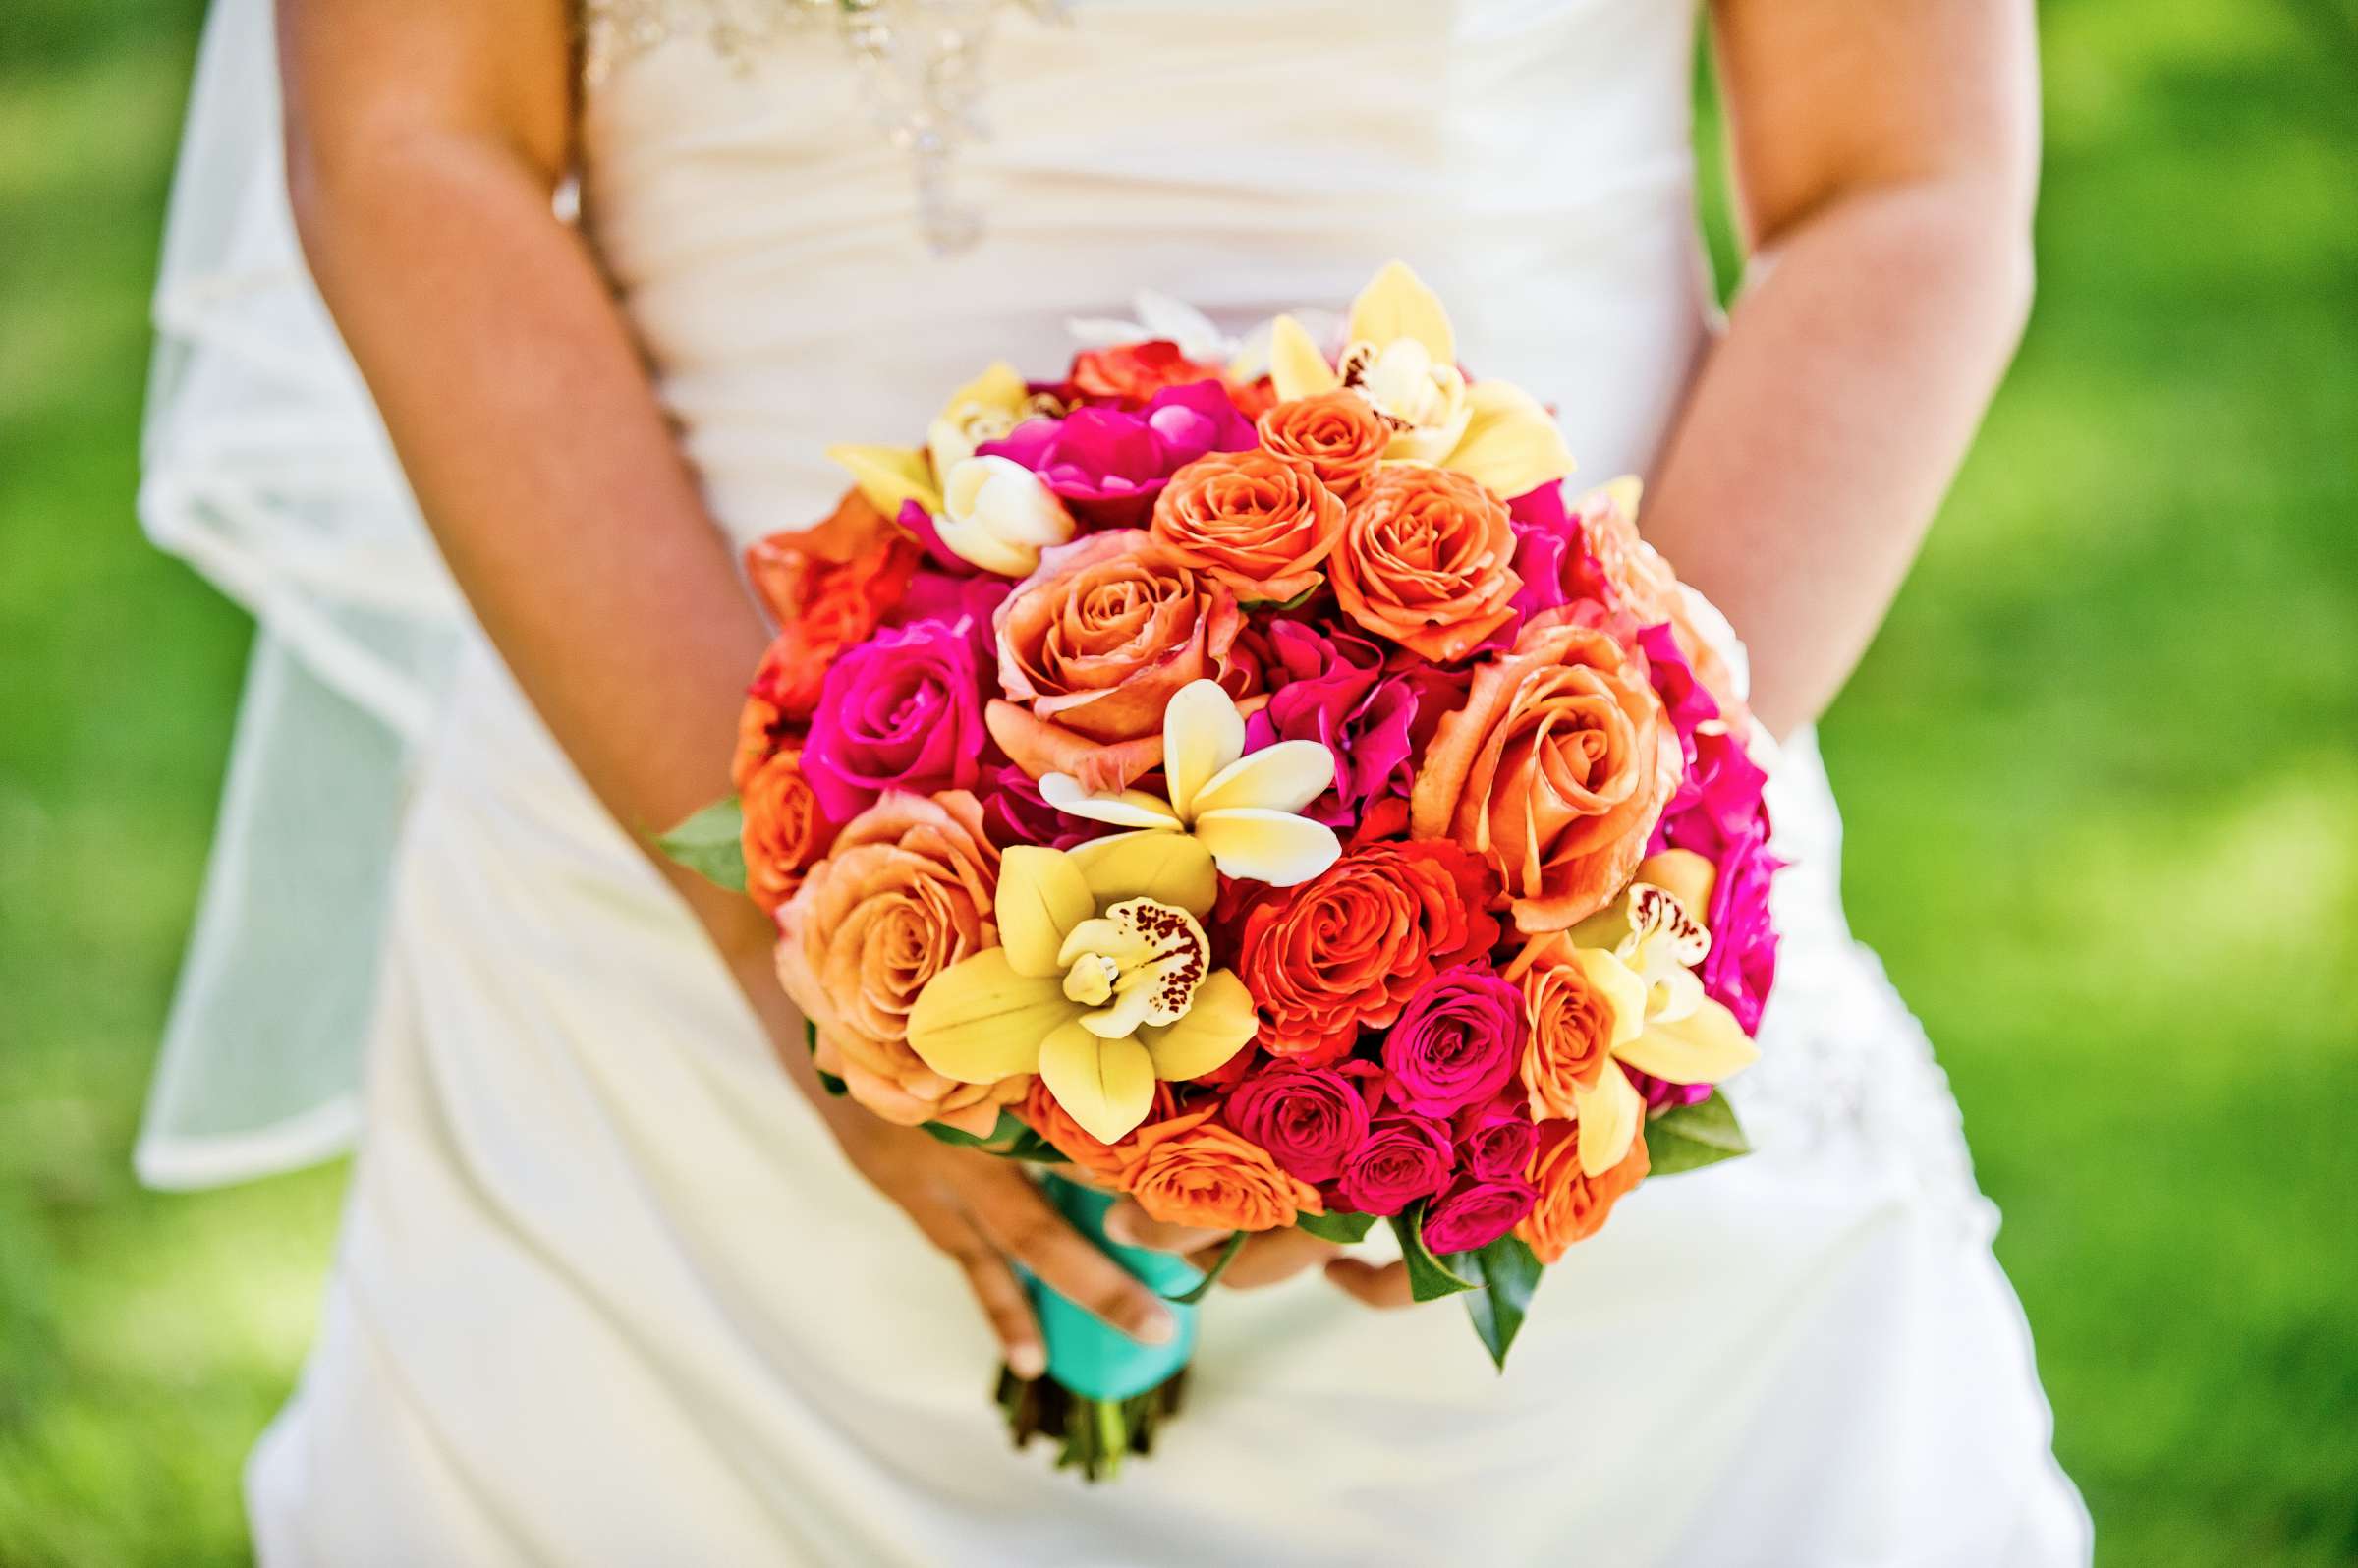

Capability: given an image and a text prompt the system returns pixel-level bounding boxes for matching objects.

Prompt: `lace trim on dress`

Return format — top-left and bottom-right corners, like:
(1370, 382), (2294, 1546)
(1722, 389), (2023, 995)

(578, 0), (1064, 254)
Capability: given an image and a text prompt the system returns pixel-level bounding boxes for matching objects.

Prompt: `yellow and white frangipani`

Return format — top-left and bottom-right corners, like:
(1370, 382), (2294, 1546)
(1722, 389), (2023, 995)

(1266, 261), (1577, 502)
(905, 844), (1259, 1144)
(1560, 851), (1762, 1177)
(1039, 680), (1344, 891)
(825, 363), (1076, 574)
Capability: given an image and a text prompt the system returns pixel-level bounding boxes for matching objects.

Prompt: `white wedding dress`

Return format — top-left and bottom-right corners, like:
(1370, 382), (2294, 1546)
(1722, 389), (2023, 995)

(142, 1), (2090, 1562)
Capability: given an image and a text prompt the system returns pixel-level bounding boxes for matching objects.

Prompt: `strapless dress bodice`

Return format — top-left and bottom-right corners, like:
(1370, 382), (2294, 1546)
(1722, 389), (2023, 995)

(577, 0), (1715, 546)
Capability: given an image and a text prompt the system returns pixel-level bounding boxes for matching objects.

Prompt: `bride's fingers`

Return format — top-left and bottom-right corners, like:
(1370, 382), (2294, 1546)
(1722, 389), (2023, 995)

(1102, 1200), (1224, 1255)
(947, 1228), (1048, 1377)
(1199, 1228), (1338, 1290)
(1323, 1256), (1416, 1309)
(966, 1175), (1177, 1346)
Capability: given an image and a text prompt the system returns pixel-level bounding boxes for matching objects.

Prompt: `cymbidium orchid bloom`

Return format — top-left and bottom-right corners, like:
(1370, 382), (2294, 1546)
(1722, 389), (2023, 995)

(1266, 261), (1576, 502)
(1561, 849), (1762, 1176)
(1039, 680), (1344, 890)
(906, 844), (1260, 1143)
(932, 455), (1076, 576)
(825, 362), (1060, 524)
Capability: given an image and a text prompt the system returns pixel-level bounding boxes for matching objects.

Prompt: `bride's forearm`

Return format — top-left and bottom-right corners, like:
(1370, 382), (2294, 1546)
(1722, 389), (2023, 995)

(1640, 181), (2033, 736)
(1651, 0), (2041, 738)
(281, 0), (776, 974)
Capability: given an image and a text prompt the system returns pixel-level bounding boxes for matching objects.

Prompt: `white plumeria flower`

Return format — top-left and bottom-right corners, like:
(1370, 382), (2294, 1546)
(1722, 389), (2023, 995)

(932, 455), (1076, 576)
(1039, 680), (1343, 889)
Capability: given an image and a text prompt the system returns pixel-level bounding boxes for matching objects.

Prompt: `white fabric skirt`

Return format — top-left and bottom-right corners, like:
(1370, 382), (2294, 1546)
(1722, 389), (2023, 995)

(247, 636), (2090, 1567)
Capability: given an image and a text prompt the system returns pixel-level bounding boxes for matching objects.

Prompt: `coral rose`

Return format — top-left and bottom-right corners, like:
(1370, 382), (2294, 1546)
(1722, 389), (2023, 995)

(740, 747), (828, 914)
(1328, 466), (1522, 662)
(1116, 1108), (1323, 1232)
(1411, 610), (1682, 932)
(1236, 838), (1501, 1064)
(741, 490), (922, 720)
(732, 683), (791, 793)
(1150, 448), (1345, 603)
(1516, 1117), (1650, 1262)
(1256, 390), (1389, 498)
(1503, 931), (1647, 1119)
(775, 791), (1022, 1136)
(1069, 340), (1227, 405)
(986, 531), (1248, 792)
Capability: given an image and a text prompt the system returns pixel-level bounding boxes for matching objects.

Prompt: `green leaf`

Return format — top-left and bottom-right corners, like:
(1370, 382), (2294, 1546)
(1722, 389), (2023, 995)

(922, 1110), (1027, 1150)
(1448, 1235), (1545, 1371)
(1644, 1089), (1753, 1175)
(1388, 1204), (1477, 1302)
(1295, 1208), (1377, 1245)
(1161, 1230), (1246, 1304)
(1241, 584), (1322, 613)
(654, 797), (748, 894)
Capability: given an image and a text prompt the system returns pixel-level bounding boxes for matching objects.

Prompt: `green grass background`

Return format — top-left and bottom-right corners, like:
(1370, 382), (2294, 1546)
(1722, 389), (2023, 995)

(2, 1), (2353, 1562)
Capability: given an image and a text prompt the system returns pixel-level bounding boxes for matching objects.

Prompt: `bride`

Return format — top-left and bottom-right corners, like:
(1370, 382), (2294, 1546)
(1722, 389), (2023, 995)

(140, 0), (2090, 1561)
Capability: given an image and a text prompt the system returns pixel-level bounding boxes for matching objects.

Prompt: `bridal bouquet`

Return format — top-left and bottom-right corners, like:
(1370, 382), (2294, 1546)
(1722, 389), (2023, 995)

(664, 263), (1781, 1478)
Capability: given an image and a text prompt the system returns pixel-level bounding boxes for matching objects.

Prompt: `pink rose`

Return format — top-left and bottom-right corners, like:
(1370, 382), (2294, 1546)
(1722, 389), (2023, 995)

(1220, 1063), (1373, 1186)
(1451, 1094), (1540, 1181)
(1379, 965), (1523, 1118)
(1335, 1113), (1454, 1217)
(1421, 1174), (1540, 1256)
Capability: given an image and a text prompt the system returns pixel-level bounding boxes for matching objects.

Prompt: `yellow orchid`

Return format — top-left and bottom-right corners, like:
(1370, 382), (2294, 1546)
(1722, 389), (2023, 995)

(1266, 261), (1576, 501)
(1559, 851), (1762, 1176)
(906, 844), (1260, 1143)
(824, 361), (1046, 522)
(1039, 679), (1344, 890)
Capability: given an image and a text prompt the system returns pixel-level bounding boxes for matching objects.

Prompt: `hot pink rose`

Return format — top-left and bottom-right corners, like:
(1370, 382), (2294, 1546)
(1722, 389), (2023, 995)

(1451, 1094), (1540, 1181)
(1335, 1113), (1454, 1217)
(1220, 1063), (1372, 1186)
(1420, 1173), (1540, 1256)
(1380, 965), (1523, 1118)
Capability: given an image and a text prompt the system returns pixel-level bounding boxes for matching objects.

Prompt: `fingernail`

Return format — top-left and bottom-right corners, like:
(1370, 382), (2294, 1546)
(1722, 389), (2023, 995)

(1135, 1308), (1176, 1345)
(1103, 1210), (1137, 1246)
(1009, 1341), (1045, 1378)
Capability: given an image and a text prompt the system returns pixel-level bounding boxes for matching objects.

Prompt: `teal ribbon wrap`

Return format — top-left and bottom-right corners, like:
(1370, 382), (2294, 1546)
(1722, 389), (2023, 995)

(1028, 1173), (1199, 1401)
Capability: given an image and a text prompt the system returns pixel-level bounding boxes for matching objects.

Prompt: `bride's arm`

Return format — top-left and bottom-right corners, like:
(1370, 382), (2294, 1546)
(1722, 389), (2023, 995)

(277, 0), (1172, 1366)
(1639, 0), (2041, 738)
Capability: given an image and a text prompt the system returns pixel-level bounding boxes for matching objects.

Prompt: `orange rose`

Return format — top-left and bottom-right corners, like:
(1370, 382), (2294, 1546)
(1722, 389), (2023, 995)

(1115, 1108), (1324, 1232)
(986, 531), (1248, 792)
(1503, 931), (1633, 1118)
(740, 747), (828, 913)
(1328, 466), (1522, 662)
(732, 688), (790, 793)
(1019, 1077), (1176, 1181)
(1255, 391), (1389, 498)
(742, 489), (922, 720)
(1236, 838), (1501, 1064)
(1411, 611), (1681, 932)
(1150, 448), (1345, 603)
(776, 791), (1022, 1135)
(1516, 1117), (1650, 1262)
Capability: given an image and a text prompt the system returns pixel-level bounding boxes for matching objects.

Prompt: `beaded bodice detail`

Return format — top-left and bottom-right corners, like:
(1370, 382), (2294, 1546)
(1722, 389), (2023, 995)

(579, 0), (1061, 252)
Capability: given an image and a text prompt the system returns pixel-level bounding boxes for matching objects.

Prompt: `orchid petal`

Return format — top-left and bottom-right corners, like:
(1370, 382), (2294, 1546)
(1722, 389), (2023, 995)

(1138, 970), (1258, 1082)
(1573, 1057), (1644, 1177)
(1081, 982), (1160, 1040)
(929, 515), (1041, 577)
(1038, 774), (1185, 830)
(1569, 945), (1651, 1052)
(1636, 850), (1718, 930)
(1347, 261), (1455, 365)
(1603, 474), (1644, 520)
(935, 362), (1030, 423)
(1444, 379), (1576, 499)
(1190, 740), (1336, 817)
(1067, 830), (1219, 919)
(1192, 808), (1342, 887)
(1161, 678), (1246, 819)
(1131, 290), (1228, 362)
(904, 950), (1075, 1084)
(1616, 998), (1761, 1087)
(1039, 1021), (1157, 1145)
(994, 846), (1095, 979)
(825, 442), (940, 519)
(1269, 314), (1342, 402)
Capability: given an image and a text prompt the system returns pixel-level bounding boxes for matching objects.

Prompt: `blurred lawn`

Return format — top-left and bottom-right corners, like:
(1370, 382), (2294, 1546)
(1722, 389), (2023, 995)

(2, 2), (2354, 1564)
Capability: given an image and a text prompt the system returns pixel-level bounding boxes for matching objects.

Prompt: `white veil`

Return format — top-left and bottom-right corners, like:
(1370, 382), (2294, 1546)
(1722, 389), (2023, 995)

(137, 0), (465, 1187)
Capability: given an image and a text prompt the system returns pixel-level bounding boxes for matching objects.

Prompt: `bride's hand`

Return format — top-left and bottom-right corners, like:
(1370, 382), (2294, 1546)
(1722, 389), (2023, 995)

(815, 1092), (1179, 1377)
(1101, 1201), (1344, 1291)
